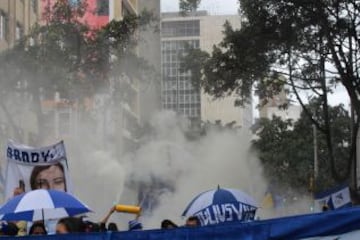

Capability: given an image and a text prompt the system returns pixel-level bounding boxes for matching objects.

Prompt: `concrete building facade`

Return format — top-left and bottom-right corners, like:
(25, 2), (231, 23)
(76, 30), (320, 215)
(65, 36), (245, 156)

(0, 0), (40, 196)
(0, 0), (39, 51)
(161, 11), (252, 129)
(0, 0), (40, 145)
(259, 89), (301, 122)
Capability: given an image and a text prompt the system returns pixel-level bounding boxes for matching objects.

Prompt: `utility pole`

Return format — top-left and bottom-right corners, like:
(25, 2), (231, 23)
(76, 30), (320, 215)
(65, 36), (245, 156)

(313, 124), (318, 181)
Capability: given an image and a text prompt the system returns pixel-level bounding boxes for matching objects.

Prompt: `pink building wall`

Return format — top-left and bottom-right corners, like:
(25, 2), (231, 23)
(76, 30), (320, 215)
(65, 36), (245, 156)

(40, 0), (109, 29)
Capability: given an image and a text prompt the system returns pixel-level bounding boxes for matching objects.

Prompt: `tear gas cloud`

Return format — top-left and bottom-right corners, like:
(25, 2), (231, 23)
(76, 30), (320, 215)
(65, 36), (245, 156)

(0, 94), (313, 229)
(65, 109), (311, 229)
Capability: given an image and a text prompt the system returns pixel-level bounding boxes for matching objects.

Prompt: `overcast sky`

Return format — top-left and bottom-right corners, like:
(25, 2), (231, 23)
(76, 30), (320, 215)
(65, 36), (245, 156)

(161, 0), (240, 15)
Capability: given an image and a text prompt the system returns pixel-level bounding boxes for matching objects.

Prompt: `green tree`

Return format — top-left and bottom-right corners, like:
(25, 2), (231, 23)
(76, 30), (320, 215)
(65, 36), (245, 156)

(0, 0), (156, 142)
(179, 0), (201, 14)
(253, 100), (351, 193)
(181, 0), (359, 182)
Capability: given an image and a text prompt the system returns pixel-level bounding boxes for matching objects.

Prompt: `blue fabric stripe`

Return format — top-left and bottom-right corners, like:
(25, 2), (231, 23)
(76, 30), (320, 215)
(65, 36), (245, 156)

(314, 183), (348, 199)
(1, 207), (360, 239)
(212, 189), (237, 205)
(0, 192), (24, 214)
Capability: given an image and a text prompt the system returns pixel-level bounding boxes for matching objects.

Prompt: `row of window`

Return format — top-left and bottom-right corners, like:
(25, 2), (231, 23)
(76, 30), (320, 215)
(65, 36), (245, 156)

(162, 103), (200, 117)
(163, 80), (195, 91)
(163, 93), (200, 104)
(162, 40), (199, 51)
(161, 20), (200, 38)
(163, 75), (190, 82)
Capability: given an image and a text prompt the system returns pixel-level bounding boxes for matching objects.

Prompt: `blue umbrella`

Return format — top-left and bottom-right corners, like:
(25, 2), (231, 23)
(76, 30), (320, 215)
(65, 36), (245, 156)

(0, 189), (92, 221)
(182, 187), (258, 226)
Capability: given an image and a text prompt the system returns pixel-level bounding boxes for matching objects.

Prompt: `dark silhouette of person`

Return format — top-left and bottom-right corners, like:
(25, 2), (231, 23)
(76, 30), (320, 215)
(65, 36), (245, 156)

(0, 222), (19, 236)
(322, 204), (329, 212)
(29, 222), (47, 235)
(56, 217), (84, 234)
(83, 221), (100, 232)
(185, 216), (200, 227)
(107, 222), (118, 231)
(161, 219), (178, 229)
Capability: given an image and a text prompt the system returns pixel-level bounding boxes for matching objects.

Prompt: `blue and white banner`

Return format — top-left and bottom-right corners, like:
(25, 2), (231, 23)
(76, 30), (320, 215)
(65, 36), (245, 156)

(314, 184), (352, 211)
(6, 140), (66, 164)
(0, 206), (359, 239)
(4, 140), (72, 200)
(195, 202), (257, 226)
(182, 188), (258, 226)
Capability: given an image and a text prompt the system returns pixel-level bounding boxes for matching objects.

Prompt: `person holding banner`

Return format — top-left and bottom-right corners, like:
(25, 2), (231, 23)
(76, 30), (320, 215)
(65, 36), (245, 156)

(5, 140), (72, 201)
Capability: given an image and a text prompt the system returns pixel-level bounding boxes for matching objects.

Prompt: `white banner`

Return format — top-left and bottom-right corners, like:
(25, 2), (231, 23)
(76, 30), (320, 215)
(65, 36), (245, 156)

(314, 185), (351, 211)
(331, 187), (351, 209)
(4, 140), (73, 200)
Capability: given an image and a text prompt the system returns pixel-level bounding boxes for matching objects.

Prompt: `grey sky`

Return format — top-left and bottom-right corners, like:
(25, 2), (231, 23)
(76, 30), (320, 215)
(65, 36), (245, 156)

(161, 0), (239, 15)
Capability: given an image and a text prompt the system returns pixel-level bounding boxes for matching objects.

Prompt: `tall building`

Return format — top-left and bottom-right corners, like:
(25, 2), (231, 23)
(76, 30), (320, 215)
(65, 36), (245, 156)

(161, 11), (202, 126)
(161, 11), (252, 129)
(0, 0), (40, 197)
(0, 0), (40, 145)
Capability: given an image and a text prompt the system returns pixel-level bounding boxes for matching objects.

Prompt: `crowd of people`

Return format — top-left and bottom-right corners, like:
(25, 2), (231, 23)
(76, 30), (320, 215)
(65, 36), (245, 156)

(0, 161), (202, 236)
(0, 207), (201, 236)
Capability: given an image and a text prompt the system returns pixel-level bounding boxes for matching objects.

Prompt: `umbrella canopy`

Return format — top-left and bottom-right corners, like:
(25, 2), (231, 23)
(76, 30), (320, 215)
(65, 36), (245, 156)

(0, 189), (92, 221)
(182, 187), (258, 226)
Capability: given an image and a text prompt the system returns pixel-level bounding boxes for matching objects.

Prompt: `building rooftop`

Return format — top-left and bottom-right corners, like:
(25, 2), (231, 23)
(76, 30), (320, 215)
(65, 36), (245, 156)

(161, 10), (208, 18)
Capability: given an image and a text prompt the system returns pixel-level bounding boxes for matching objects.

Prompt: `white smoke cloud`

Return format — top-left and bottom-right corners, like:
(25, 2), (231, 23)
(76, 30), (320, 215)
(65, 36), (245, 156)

(0, 98), (312, 230)
(109, 110), (268, 229)
(60, 109), (268, 229)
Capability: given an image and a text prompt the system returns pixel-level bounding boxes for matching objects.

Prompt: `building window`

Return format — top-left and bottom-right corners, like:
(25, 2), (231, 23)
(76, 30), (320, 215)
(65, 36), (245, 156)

(0, 11), (8, 41)
(97, 0), (109, 16)
(31, 0), (37, 13)
(16, 23), (24, 40)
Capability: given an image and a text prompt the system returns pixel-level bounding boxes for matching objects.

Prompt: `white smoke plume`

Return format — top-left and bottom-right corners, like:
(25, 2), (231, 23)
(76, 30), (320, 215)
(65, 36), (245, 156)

(0, 95), (312, 230)
(68, 110), (268, 229)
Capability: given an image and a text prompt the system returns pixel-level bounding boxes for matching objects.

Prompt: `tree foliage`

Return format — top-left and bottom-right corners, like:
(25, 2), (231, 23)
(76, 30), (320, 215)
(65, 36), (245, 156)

(179, 0), (201, 14)
(181, 0), (360, 182)
(253, 100), (351, 192)
(0, 0), (156, 141)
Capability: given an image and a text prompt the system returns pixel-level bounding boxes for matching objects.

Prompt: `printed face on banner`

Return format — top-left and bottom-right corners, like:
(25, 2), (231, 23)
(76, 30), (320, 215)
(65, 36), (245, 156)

(30, 163), (66, 191)
(4, 141), (72, 200)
